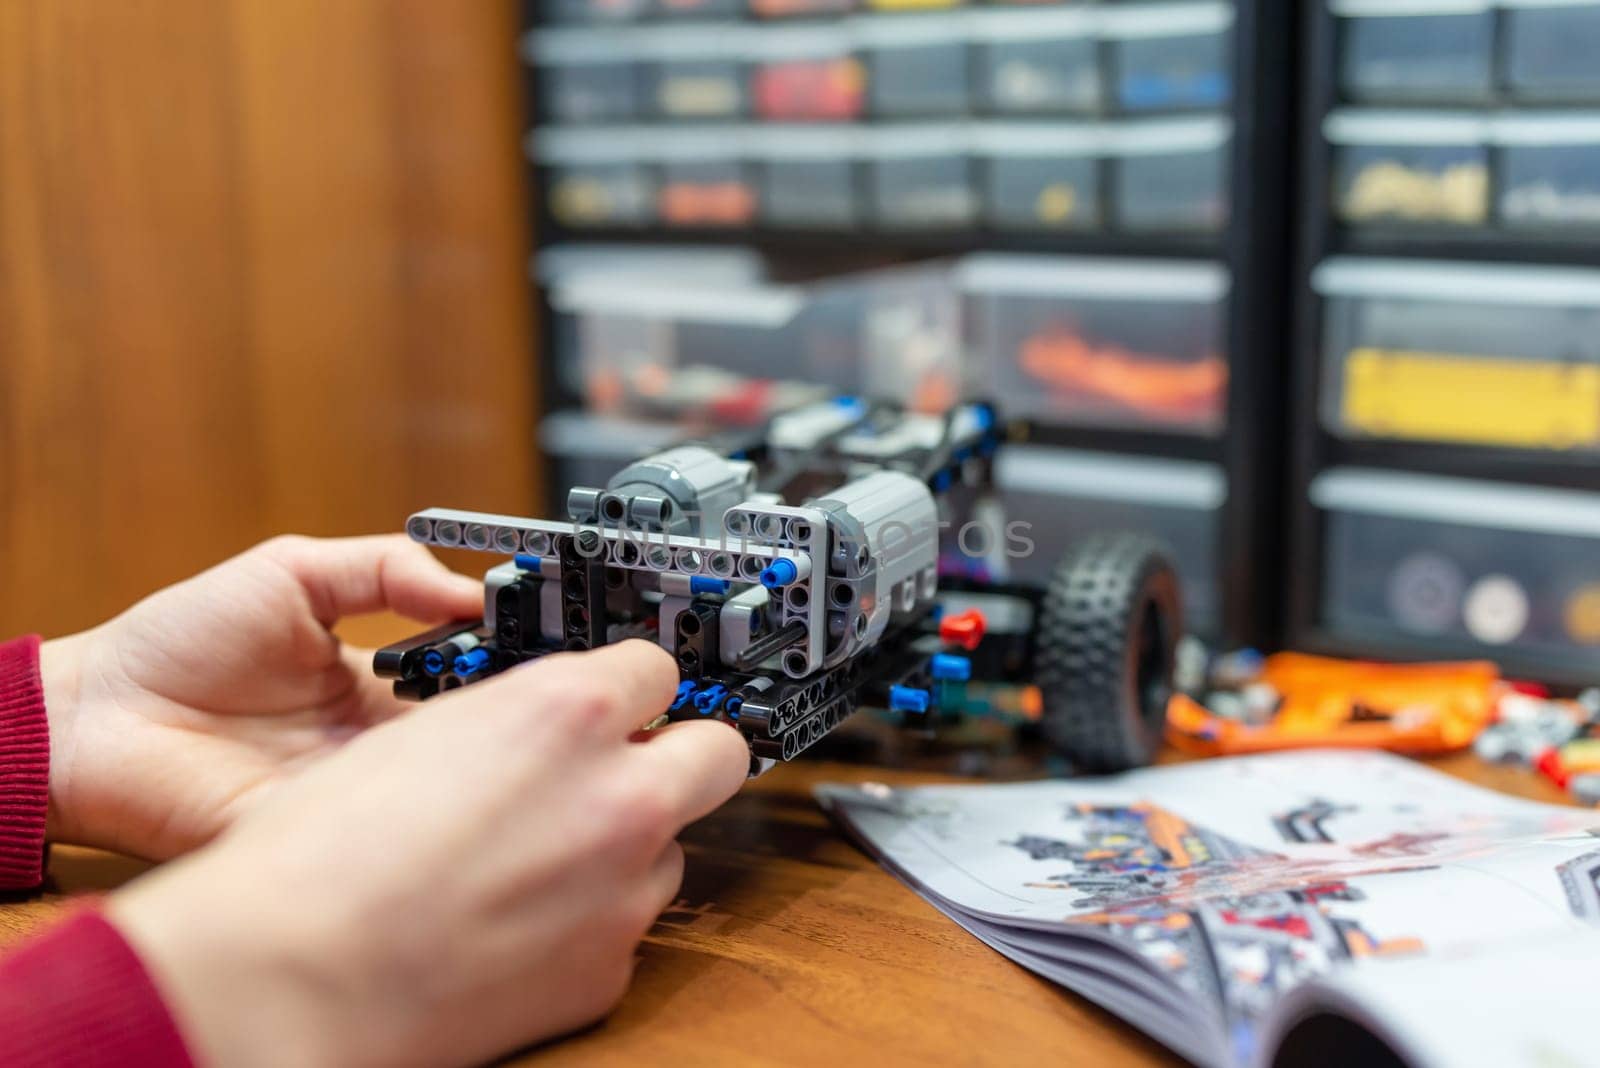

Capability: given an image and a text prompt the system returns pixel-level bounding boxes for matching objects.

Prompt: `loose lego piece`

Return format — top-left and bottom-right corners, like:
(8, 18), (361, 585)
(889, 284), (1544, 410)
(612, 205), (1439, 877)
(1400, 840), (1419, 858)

(1166, 653), (1498, 757)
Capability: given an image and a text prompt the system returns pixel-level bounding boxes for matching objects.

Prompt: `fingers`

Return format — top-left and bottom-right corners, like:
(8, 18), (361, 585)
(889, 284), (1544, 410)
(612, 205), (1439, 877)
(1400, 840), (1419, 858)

(332, 645), (418, 727)
(462, 639), (681, 742)
(627, 719), (751, 827)
(642, 839), (686, 917)
(260, 534), (481, 627)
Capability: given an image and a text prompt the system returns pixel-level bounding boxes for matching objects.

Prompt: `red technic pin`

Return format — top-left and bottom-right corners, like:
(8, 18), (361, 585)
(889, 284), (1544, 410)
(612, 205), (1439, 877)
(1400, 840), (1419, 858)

(939, 608), (987, 651)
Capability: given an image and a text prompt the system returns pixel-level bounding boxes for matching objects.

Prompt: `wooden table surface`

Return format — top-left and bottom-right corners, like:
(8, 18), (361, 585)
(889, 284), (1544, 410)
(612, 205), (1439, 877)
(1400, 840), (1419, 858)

(0, 616), (1578, 1067)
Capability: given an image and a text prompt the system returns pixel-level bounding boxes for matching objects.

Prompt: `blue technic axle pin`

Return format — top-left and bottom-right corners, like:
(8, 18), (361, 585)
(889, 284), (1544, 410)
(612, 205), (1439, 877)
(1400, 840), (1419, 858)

(760, 558), (799, 589)
(930, 653), (972, 682)
(423, 649), (448, 677)
(453, 648), (491, 677)
(888, 685), (931, 714)
(690, 576), (730, 596)
(514, 553), (541, 571)
(693, 684), (729, 714)
(670, 680), (697, 712)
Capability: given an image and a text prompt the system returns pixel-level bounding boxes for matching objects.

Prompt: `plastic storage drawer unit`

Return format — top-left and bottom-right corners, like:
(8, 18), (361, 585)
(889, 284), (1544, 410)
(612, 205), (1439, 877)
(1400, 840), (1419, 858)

(1505, 1), (1600, 102)
(547, 164), (657, 227)
(550, 0), (648, 19)
(1326, 111), (1490, 226)
(1313, 469), (1600, 659)
(1333, 0), (1495, 103)
(756, 128), (863, 227)
(539, 62), (640, 124)
(548, 253), (961, 423)
(534, 127), (661, 227)
(649, 59), (746, 119)
(659, 159), (756, 226)
(975, 124), (1101, 230)
(550, 274), (837, 424)
(525, 27), (643, 122)
(750, 27), (866, 121)
(853, 264), (966, 413)
(653, 0), (744, 14)
(972, 9), (1101, 114)
(995, 446), (1225, 634)
(1107, 3), (1234, 112)
(1497, 114), (1600, 228)
(961, 254), (1230, 434)
(860, 14), (970, 118)
(867, 126), (977, 228)
(1111, 116), (1232, 231)
(1315, 257), (1600, 453)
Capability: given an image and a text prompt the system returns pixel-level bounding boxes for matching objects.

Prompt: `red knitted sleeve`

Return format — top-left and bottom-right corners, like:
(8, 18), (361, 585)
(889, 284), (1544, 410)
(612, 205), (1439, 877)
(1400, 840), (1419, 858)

(0, 637), (197, 1065)
(0, 908), (195, 1068)
(0, 635), (49, 889)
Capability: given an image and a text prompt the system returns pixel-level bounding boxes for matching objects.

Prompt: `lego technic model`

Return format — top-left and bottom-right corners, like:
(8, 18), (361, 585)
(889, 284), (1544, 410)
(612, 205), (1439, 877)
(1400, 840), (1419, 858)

(376, 399), (1183, 775)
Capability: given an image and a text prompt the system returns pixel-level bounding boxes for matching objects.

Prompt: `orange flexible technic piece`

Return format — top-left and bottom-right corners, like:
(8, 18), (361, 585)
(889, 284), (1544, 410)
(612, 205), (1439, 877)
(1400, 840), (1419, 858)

(1167, 653), (1499, 757)
(1017, 330), (1228, 421)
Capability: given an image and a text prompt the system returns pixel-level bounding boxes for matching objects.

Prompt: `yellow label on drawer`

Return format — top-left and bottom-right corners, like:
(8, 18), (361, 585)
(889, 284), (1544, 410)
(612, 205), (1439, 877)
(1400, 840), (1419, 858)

(1342, 347), (1600, 450)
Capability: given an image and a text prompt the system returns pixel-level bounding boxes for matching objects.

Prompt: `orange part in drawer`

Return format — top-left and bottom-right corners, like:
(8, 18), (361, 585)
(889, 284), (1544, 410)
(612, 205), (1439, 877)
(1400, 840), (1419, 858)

(1342, 347), (1600, 450)
(1166, 653), (1499, 757)
(658, 182), (757, 226)
(1019, 329), (1228, 421)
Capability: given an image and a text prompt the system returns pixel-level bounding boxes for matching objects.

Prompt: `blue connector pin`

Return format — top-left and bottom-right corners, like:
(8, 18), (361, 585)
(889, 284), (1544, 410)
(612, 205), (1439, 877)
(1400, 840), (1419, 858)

(930, 654), (972, 682)
(453, 648), (491, 677)
(690, 576), (730, 596)
(670, 680), (697, 712)
(693, 684), (728, 714)
(760, 558), (799, 589)
(888, 685), (931, 715)
(514, 554), (541, 572)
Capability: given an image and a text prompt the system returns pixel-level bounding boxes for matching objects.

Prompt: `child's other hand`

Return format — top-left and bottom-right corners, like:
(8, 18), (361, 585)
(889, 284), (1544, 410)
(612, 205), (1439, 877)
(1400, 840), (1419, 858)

(41, 534), (482, 858)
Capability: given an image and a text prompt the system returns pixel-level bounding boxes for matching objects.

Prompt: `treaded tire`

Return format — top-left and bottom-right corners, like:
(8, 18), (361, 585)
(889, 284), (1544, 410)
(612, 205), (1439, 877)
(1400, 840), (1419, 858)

(1034, 532), (1183, 772)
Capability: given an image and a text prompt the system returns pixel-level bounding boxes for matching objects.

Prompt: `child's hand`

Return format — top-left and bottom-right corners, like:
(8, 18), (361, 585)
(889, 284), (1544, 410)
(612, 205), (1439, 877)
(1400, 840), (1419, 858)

(108, 639), (750, 1067)
(40, 534), (483, 858)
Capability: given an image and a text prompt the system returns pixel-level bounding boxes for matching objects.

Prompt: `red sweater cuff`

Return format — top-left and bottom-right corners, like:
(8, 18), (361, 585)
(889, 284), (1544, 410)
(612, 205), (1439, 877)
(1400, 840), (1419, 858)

(0, 907), (194, 1067)
(0, 635), (49, 890)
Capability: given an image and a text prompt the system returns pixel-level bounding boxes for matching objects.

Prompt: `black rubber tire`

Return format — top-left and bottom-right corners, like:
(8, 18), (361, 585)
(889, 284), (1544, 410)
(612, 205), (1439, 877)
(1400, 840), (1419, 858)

(1033, 532), (1183, 772)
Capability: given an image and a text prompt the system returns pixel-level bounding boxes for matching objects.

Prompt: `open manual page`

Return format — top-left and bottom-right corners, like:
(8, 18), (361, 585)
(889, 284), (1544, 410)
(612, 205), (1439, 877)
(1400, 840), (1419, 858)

(817, 751), (1600, 1068)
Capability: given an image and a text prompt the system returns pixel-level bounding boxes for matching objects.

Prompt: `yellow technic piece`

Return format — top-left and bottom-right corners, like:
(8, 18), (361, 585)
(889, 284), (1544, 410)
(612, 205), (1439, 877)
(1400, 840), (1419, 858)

(659, 76), (741, 117)
(551, 178), (617, 225)
(1558, 738), (1600, 774)
(1341, 161), (1488, 223)
(1565, 584), (1600, 645)
(1342, 347), (1600, 450)
(1035, 183), (1078, 224)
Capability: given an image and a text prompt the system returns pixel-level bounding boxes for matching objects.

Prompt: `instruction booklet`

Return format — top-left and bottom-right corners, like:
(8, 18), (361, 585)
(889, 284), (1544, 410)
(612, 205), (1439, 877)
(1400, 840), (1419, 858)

(817, 751), (1600, 1068)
